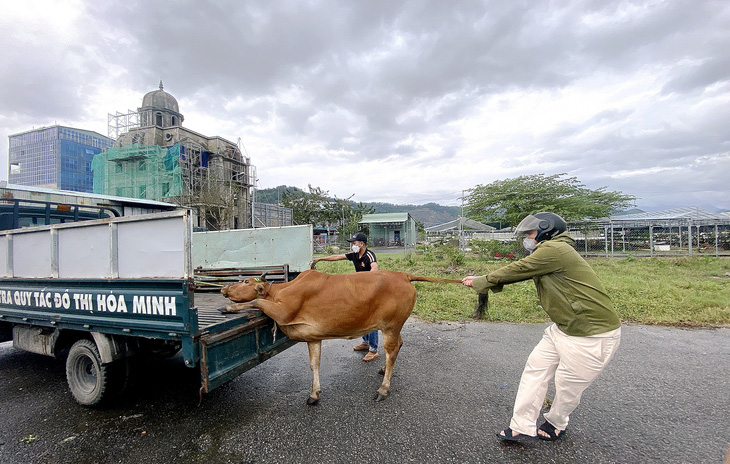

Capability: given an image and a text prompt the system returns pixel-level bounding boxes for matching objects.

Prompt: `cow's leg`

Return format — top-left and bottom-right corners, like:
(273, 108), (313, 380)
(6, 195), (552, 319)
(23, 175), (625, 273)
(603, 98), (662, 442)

(378, 334), (403, 376)
(306, 341), (322, 405)
(219, 300), (296, 325)
(217, 301), (258, 313)
(375, 332), (403, 402)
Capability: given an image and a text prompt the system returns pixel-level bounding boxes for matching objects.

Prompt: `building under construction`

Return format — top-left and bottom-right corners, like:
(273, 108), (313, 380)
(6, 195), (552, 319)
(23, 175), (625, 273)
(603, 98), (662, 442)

(94, 81), (286, 230)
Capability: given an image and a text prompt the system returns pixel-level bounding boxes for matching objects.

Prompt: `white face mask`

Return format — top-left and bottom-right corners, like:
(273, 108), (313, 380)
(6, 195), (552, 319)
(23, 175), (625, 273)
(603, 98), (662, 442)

(522, 237), (537, 252)
(351, 245), (361, 253)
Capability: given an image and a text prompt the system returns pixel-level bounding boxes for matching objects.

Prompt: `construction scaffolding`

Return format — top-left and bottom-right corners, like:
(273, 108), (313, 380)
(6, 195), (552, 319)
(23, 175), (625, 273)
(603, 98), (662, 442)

(91, 144), (183, 199)
(100, 83), (266, 231)
(107, 110), (140, 140)
(91, 141), (258, 231)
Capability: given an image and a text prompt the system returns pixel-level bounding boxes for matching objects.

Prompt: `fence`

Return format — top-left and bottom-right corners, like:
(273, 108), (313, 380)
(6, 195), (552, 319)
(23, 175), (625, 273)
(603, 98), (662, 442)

(471, 219), (730, 258)
(252, 202), (293, 228)
(312, 236), (415, 256)
(573, 219), (730, 257)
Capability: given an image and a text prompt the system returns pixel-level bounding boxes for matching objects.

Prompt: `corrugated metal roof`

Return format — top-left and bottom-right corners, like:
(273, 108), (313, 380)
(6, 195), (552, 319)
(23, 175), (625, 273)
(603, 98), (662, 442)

(425, 217), (495, 232)
(359, 213), (411, 224)
(609, 207), (730, 221)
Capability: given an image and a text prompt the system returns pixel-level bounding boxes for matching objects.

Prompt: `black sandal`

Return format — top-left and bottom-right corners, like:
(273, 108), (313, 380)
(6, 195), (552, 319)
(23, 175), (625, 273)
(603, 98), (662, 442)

(537, 421), (565, 441)
(496, 427), (533, 443)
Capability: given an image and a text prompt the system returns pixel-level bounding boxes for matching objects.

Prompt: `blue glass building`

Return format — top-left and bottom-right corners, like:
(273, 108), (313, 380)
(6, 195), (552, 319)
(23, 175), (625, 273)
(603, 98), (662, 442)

(8, 125), (114, 193)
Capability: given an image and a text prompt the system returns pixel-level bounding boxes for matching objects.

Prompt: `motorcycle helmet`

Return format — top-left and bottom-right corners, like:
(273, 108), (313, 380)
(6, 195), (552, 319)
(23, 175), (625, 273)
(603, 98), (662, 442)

(514, 212), (567, 242)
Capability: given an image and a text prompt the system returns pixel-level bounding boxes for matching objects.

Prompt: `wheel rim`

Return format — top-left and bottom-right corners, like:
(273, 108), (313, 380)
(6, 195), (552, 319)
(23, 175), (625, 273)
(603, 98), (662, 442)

(73, 354), (98, 394)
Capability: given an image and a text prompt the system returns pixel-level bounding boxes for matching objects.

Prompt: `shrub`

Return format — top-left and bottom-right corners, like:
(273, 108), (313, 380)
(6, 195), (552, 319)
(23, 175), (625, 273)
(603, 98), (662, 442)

(441, 245), (465, 267)
(471, 239), (519, 259)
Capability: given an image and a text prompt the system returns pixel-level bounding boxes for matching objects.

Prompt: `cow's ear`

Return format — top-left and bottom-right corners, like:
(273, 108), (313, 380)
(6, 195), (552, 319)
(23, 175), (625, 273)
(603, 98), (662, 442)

(255, 282), (268, 296)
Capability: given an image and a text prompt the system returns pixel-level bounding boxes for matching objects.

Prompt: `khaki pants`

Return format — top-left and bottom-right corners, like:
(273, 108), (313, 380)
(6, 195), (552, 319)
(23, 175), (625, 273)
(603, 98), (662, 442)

(510, 323), (621, 436)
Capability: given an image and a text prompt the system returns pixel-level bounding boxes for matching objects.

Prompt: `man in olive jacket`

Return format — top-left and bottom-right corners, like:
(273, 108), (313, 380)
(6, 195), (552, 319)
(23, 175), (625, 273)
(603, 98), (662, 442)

(462, 212), (621, 443)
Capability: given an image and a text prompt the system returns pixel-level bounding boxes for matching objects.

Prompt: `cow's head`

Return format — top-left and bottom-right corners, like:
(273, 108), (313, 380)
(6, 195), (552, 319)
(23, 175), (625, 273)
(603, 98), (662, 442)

(221, 272), (271, 302)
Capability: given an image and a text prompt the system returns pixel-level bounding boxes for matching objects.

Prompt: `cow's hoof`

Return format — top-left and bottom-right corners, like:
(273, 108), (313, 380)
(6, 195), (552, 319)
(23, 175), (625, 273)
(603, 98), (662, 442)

(215, 306), (231, 314)
(374, 393), (387, 402)
(306, 396), (320, 406)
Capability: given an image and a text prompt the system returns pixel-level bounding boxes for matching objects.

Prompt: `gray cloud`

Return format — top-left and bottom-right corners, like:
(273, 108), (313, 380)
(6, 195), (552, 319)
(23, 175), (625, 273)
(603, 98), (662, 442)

(662, 56), (730, 95)
(1, 0), (728, 210)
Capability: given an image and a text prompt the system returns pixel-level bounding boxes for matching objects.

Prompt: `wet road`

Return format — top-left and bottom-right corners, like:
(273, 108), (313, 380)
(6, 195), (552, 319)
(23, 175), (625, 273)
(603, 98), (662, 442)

(1, 320), (728, 463)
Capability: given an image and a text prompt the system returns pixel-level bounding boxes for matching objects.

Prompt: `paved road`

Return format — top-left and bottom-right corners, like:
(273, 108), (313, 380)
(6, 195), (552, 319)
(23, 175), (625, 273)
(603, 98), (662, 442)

(1, 321), (728, 463)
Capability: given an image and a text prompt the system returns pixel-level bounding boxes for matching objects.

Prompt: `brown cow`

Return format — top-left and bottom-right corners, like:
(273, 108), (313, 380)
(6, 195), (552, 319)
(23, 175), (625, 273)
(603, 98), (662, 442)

(219, 269), (461, 404)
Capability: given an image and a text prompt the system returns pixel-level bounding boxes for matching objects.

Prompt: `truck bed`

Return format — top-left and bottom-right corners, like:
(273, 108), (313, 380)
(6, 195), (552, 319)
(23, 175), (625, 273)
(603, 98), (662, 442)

(194, 292), (238, 330)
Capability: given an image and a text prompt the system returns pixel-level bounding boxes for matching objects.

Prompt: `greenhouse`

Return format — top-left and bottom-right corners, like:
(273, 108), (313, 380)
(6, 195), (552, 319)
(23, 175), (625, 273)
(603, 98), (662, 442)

(572, 207), (730, 257)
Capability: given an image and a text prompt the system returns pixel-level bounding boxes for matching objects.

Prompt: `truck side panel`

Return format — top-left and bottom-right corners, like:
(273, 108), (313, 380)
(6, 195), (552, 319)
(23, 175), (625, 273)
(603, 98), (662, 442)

(0, 210), (192, 279)
(0, 211), (198, 364)
(193, 224), (313, 273)
(0, 279), (193, 339)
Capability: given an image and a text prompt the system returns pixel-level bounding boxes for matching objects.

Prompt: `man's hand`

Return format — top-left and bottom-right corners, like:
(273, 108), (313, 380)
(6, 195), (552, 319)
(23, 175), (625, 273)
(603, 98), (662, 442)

(461, 276), (475, 287)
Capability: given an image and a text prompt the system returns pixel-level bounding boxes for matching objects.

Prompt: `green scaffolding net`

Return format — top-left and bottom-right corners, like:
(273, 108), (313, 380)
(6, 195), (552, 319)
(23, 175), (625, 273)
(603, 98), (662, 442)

(91, 143), (183, 199)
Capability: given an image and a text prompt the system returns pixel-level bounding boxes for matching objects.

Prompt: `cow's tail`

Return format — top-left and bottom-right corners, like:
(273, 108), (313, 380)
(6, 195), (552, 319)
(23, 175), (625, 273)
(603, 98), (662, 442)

(406, 274), (463, 284)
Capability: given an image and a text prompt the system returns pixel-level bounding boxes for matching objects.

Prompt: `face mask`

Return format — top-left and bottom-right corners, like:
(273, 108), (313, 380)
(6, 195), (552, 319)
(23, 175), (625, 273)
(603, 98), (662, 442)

(351, 245), (361, 253)
(522, 237), (537, 252)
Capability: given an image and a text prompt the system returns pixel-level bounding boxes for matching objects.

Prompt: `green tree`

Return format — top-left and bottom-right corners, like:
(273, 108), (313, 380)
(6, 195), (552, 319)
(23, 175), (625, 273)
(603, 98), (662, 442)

(282, 185), (331, 226)
(464, 173), (635, 226)
(336, 199), (375, 237)
(282, 185), (374, 235)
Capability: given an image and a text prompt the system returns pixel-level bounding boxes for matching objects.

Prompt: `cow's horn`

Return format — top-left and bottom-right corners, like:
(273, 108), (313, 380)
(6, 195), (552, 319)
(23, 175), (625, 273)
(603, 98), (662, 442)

(259, 271), (269, 282)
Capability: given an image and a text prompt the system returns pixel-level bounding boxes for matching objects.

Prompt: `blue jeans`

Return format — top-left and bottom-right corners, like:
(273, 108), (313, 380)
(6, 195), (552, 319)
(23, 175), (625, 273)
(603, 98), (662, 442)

(362, 330), (378, 352)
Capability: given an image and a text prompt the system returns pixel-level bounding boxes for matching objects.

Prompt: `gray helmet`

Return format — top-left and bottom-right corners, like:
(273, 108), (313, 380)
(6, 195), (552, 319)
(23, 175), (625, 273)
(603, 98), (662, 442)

(514, 212), (567, 242)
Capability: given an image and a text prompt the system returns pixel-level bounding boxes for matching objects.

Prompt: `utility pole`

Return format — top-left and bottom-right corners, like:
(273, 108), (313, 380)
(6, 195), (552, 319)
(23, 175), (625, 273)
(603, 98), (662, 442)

(459, 190), (465, 251)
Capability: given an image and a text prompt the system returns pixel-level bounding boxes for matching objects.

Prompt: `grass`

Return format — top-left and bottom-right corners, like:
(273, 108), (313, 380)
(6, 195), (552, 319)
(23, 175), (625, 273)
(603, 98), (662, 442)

(312, 253), (730, 328)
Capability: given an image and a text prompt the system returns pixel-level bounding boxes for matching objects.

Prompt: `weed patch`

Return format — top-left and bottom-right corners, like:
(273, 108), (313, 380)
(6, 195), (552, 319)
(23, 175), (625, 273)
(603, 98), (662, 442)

(312, 253), (730, 327)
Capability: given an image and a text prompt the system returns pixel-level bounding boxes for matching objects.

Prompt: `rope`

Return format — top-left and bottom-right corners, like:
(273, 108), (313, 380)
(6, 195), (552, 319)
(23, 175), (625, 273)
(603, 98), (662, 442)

(194, 281), (227, 288)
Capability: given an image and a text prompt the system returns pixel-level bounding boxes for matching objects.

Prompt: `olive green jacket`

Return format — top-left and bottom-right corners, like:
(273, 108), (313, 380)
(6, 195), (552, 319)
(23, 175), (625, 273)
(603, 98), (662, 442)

(471, 232), (621, 336)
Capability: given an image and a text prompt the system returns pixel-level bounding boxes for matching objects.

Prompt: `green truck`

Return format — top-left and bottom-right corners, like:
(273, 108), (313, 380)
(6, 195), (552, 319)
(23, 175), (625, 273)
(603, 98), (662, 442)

(0, 194), (311, 406)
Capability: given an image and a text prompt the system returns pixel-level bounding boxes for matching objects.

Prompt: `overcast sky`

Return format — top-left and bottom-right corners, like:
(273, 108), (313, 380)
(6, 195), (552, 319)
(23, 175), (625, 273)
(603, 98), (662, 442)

(1, 0), (728, 211)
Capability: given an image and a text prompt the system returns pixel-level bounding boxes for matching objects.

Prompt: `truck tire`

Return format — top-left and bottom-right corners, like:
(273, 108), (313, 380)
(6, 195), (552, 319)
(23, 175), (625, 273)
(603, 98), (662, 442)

(66, 339), (112, 406)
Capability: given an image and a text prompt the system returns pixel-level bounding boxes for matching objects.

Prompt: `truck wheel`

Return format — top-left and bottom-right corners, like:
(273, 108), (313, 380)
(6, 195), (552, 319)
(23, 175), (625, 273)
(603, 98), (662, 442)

(66, 339), (111, 406)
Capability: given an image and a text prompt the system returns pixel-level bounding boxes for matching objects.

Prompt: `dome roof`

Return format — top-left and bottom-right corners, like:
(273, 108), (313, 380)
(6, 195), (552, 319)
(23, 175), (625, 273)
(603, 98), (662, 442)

(141, 80), (180, 113)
